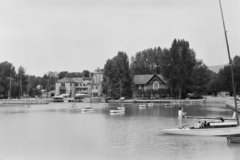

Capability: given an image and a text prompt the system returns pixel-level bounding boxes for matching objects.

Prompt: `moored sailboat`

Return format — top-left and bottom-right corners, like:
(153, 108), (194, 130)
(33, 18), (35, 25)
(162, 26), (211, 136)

(160, 0), (240, 138)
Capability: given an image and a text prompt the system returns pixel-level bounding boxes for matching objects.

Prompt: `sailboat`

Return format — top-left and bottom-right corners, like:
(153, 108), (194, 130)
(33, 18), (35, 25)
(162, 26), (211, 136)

(160, 0), (240, 138)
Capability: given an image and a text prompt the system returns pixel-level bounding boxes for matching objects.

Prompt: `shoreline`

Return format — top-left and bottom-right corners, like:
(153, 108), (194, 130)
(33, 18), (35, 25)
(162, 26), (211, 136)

(108, 96), (233, 104)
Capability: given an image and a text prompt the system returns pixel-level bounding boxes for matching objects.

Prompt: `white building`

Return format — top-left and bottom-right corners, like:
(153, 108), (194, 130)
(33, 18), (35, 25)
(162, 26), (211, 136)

(91, 68), (104, 97)
(55, 77), (92, 97)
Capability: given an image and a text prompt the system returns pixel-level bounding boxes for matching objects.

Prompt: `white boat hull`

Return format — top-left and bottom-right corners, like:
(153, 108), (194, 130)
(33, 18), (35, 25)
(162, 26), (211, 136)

(148, 103), (154, 107)
(110, 109), (125, 113)
(81, 108), (94, 112)
(160, 126), (240, 136)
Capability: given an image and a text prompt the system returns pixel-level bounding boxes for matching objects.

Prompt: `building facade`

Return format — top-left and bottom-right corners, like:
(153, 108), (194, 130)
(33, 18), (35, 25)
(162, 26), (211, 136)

(91, 68), (104, 97)
(55, 77), (92, 97)
(133, 74), (167, 98)
(55, 68), (104, 98)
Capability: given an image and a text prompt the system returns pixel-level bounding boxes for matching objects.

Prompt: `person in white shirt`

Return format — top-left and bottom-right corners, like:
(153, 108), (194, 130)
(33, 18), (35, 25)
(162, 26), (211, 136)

(178, 106), (186, 128)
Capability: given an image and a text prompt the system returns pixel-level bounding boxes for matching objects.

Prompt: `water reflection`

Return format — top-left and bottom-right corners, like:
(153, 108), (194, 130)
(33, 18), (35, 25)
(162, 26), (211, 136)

(0, 102), (239, 160)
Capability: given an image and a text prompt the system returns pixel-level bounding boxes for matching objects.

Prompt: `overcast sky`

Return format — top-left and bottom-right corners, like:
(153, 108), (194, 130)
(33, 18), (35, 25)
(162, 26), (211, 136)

(0, 0), (239, 76)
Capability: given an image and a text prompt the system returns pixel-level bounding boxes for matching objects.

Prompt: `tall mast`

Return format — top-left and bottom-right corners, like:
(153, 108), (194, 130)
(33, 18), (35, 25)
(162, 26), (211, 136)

(219, 0), (239, 125)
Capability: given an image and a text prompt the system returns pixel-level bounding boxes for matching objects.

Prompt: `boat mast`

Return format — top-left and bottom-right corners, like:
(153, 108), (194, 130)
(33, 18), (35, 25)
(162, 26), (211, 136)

(219, 0), (239, 125)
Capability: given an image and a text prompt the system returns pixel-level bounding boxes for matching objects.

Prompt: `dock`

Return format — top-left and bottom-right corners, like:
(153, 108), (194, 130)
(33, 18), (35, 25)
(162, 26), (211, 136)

(108, 96), (234, 104)
(0, 99), (49, 105)
(108, 99), (205, 104)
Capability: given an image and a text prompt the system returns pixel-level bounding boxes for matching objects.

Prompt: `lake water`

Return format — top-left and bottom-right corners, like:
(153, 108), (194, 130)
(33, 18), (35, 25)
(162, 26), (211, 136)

(0, 102), (239, 160)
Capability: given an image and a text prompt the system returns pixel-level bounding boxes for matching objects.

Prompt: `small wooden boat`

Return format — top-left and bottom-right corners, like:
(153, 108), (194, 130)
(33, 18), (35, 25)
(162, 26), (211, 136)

(117, 107), (125, 110)
(81, 107), (94, 112)
(70, 103), (76, 107)
(110, 107), (125, 113)
(148, 103), (154, 107)
(139, 104), (146, 108)
(164, 103), (175, 107)
(24, 105), (31, 108)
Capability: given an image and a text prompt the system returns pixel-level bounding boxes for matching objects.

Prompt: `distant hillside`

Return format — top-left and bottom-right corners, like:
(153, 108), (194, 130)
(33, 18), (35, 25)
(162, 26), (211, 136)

(208, 64), (225, 73)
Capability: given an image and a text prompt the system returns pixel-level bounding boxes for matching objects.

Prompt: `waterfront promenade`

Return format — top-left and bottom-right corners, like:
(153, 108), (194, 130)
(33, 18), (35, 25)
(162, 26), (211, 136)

(0, 96), (233, 105)
(0, 98), (49, 105)
(108, 96), (233, 104)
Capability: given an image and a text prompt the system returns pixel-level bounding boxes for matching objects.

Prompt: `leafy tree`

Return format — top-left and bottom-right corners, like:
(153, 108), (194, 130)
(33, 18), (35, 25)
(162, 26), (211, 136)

(233, 55), (240, 66)
(161, 39), (197, 98)
(207, 71), (221, 96)
(130, 47), (162, 75)
(59, 71), (68, 79)
(65, 72), (82, 78)
(17, 66), (28, 98)
(103, 51), (132, 98)
(218, 65), (240, 95)
(0, 61), (16, 98)
(82, 70), (90, 77)
(189, 60), (211, 95)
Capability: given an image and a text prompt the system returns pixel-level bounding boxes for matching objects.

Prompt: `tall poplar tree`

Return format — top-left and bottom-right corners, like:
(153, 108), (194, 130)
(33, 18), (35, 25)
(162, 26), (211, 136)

(103, 51), (132, 98)
(161, 39), (196, 98)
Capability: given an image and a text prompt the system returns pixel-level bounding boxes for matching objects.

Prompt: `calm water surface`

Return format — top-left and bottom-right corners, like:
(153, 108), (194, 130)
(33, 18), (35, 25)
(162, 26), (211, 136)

(0, 102), (240, 160)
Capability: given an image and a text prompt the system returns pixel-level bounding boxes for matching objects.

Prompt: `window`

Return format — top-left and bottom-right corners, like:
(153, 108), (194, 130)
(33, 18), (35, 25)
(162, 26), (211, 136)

(61, 83), (65, 87)
(153, 81), (159, 90)
(96, 86), (98, 89)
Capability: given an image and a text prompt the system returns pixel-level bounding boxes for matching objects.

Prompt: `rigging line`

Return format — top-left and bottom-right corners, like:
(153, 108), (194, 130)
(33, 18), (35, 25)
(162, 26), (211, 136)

(195, 0), (215, 49)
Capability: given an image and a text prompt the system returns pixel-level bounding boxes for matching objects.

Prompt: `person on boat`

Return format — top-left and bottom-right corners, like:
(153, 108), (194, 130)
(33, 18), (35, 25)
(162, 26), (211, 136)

(178, 106), (186, 128)
(194, 121), (203, 128)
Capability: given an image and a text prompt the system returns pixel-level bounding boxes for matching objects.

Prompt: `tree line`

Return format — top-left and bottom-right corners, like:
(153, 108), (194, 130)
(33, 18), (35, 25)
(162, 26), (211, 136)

(0, 61), (90, 99)
(102, 39), (236, 99)
(208, 56), (240, 96)
(2, 38), (238, 99)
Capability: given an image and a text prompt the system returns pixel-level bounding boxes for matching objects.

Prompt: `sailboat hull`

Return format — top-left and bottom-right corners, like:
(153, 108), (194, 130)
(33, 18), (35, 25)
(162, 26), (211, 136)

(160, 126), (240, 136)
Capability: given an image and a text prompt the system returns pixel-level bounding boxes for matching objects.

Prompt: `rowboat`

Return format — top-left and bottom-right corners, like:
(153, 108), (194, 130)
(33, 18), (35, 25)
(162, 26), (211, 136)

(164, 103), (175, 107)
(24, 105), (31, 108)
(148, 103), (154, 107)
(110, 107), (125, 113)
(70, 103), (76, 107)
(139, 104), (146, 109)
(81, 107), (94, 112)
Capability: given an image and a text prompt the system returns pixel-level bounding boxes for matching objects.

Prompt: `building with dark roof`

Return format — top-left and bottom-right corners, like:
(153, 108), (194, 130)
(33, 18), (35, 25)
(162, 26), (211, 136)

(133, 74), (167, 98)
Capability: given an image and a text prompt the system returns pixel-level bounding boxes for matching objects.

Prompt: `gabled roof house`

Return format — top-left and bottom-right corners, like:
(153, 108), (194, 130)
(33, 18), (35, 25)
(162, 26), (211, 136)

(133, 74), (167, 98)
